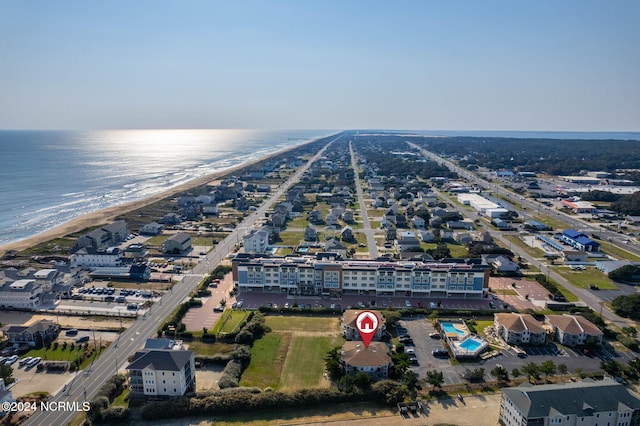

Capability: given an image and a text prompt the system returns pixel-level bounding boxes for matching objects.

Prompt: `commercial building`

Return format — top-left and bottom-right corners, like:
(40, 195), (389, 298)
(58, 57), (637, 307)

(70, 246), (123, 268)
(560, 229), (600, 252)
(0, 279), (43, 310)
(162, 232), (193, 254)
(232, 254), (489, 298)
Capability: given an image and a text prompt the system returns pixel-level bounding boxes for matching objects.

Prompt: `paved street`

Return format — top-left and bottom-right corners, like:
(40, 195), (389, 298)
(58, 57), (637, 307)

(25, 135), (341, 426)
(350, 141), (379, 259)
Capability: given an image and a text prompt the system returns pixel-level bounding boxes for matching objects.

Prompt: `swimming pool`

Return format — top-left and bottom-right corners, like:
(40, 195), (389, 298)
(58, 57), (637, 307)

(441, 322), (466, 336)
(458, 338), (482, 351)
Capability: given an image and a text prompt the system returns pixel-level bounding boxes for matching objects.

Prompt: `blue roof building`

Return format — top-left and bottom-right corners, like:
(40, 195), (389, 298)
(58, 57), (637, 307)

(560, 229), (600, 252)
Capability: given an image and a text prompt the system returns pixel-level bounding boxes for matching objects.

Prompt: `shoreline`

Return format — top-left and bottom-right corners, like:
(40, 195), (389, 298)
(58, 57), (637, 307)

(0, 135), (331, 254)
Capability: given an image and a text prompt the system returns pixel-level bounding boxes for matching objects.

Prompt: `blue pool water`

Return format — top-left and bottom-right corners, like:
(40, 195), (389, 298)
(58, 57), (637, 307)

(459, 339), (482, 351)
(441, 322), (465, 336)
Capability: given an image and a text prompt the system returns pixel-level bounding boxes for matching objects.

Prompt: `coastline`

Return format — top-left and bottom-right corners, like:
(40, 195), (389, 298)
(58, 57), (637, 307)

(0, 136), (327, 254)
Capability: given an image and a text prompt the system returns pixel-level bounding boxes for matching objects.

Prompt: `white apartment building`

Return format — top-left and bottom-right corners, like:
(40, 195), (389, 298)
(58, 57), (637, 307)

(232, 254), (489, 298)
(127, 350), (195, 397)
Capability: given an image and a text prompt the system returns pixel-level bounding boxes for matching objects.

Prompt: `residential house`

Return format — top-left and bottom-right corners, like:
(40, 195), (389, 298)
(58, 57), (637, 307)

(429, 216), (443, 228)
(325, 238), (347, 258)
(162, 213), (181, 226)
(499, 380), (640, 426)
(243, 228), (270, 254)
(545, 314), (603, 347)
(75, 220), (128, 250)
(127, 349), (196, 397)
(1, 319), (59, 346)
(412, 216), (426, 229)
(342, 310), (386, 341)
(385, 228), (397, 241)
(395, 231), (421, 251)
(419, 230), (436, 243)
(140, 222), (163, 235)
(494, 313), (546, 345)
(342, 210), (355, 223)
(341, 341), (392, 380)
(491, 255), (520, 274)
(70, 247), (123, 268)
(270, 212), (287, 229)
(446, 220), (474, 230)
(308, 210), (323, 223)
(341, 226), (354, 242)
(0, 280), (43, 310)
(163, 232), (192, 254)
(325, 212), (339, 227)
(303, 226), (318, 242)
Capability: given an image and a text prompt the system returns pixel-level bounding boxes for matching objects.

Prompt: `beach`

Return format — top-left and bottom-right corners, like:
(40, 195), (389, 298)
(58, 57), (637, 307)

(0, 138), (318, 254)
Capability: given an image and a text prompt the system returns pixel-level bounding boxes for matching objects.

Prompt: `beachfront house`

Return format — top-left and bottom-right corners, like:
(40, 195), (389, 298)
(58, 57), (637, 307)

(74, 221), (128, 250)
(0, 279), (43, 310)
(126, 349), (196, 397)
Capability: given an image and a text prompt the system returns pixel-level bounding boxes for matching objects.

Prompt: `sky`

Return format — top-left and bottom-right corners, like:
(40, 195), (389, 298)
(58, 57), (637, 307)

(0, 0), (638, 131)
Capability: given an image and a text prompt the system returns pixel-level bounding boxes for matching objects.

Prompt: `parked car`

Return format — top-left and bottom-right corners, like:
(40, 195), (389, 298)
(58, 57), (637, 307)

(213, 306), (224, 312)
(19, 357), (33, 367)
(432, 349), (449, 358)
(65, 329), (78, 336)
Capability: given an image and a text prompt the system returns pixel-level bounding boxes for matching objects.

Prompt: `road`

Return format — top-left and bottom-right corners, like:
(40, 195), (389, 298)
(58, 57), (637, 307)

(26, 133), (340, 426)
(350, 141), (379, 259)
(408, 142), (635, 328)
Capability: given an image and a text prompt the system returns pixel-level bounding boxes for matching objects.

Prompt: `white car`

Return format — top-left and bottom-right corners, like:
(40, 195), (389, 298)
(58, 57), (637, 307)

(405, 300), (412, 308)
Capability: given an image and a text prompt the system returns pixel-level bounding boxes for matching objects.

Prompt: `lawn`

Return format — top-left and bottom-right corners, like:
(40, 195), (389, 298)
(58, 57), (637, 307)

(277, 231), (303, 246)
(186, 341), (235, 357)
(240, 332), (291, 389)
(26, 342), (109, 370)
(213, 310), (252, 335)
(466, 320), (494, 338)
(599, 241), (640, 262)
(554, 267), (618, 290)
(145, 235), (169, 245)
(265, 316), (341, 333)
(279, 335), (342, 391)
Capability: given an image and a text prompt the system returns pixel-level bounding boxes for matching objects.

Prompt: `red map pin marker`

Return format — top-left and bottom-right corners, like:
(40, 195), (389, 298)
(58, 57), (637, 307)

(355, 310), (379, 348)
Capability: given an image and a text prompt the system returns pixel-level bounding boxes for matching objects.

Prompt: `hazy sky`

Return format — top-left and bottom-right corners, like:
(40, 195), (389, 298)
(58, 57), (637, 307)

(1, 1), (638, 131)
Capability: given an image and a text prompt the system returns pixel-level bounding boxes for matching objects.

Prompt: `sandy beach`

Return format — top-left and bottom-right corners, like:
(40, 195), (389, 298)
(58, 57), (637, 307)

(0, 139), (319, 254)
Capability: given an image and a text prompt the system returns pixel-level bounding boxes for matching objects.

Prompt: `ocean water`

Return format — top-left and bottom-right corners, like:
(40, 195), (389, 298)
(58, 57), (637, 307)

(0, 129), (336, 246)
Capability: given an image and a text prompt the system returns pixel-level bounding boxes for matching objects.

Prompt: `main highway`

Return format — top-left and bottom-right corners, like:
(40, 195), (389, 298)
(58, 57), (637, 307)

(27, 134), (339, 426)
(408, 141), (636, 328)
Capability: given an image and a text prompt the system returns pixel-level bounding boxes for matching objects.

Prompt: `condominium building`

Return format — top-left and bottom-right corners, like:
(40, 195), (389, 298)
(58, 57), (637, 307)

(232, 254), (489, 297)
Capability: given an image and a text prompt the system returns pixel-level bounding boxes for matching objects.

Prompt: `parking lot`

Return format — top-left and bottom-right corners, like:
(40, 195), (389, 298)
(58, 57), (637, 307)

(392, 317), (630, 384)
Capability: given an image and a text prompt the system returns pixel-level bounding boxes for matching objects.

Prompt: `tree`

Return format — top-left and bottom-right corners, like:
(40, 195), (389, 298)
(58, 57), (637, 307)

(558, 363), (568, 378)
(402, 371), (419, 391)
(622, 326), (638, 338)
(522, 362), (540, 383)
(353, 372), (373, 391)
(491, 365), (509, 382)
(539, 360), (557, 381)
(382, 310), (402, 328)
(601, 359), (626, 378)
(511, 368), (521, 379)
(0, 364), (13, 383)
(424, 370), (444, 390)
(324, 347), (344, 380)
(219, 298), (227, 307)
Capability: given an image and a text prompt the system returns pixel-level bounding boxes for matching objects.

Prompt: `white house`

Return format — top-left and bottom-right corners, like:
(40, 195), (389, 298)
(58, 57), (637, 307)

(0, 280), (43, 310)
(70, 247), (123, 268)
(127, 350), (195, 397)
(243, 228), (270, 254)
(140, 222), (163, 235)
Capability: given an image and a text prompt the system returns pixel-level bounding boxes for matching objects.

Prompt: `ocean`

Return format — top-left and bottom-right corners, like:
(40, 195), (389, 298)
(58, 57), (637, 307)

(1, 129), (639, 248)
(0, 129), (336, 247)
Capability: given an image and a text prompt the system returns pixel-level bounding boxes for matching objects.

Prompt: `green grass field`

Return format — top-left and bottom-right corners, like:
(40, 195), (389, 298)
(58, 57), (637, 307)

(277, 231), (303, 246)
(26, 342), (109, 370)
(241, 315), (343, 390)
(265, 316), (340, 333)
(599, 241), (640, 262)
(186, 341), (236, 357)
(240, 333), (291, 389)
(554, 267), (619, 290)
(279, 335), (342, 391)
(212, 310), (251, 335)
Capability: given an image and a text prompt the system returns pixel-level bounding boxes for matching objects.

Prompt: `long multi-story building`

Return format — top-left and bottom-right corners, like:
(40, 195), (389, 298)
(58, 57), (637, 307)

(232, 254), (489, 298)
